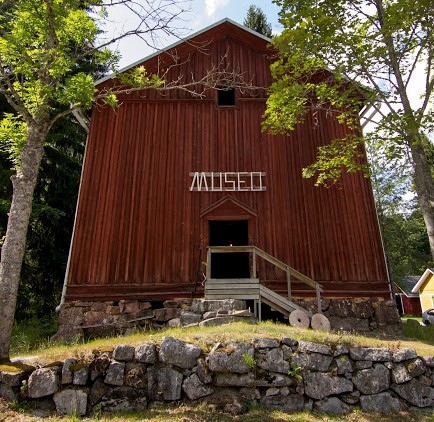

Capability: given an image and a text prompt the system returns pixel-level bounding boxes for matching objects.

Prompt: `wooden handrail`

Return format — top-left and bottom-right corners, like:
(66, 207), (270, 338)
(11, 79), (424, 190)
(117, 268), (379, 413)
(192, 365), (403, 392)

(207, 245), (323, 293)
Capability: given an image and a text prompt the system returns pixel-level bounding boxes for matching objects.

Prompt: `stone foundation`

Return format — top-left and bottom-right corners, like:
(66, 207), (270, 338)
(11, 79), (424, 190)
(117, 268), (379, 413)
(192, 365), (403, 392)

(53, 297), (402, 342)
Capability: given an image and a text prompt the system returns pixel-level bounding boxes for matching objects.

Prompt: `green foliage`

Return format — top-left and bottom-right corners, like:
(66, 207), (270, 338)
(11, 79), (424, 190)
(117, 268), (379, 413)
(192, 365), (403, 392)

(266, 0), (434, 185)
(242, 353), (257, 370)
(0, 114), (27, 169)
(287, 366), (302, 381)
(243, 5), (273, 38)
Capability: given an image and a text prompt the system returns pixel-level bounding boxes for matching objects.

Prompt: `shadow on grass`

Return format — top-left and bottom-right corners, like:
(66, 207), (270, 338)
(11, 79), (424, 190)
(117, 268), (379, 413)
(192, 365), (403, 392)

(402, 321), (434, 346)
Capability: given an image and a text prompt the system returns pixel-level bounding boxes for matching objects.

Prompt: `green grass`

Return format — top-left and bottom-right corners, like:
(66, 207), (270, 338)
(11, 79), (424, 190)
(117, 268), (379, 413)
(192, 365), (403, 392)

(10, 315), (58, 356)
(10, 319), (434, 362)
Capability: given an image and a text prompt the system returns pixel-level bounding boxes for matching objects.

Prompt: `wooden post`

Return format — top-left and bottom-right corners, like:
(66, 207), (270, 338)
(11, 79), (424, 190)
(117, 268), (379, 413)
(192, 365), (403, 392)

(287, 268), (291, 300)
(206, 248), (211, 280)
(254, 300), (257, 318)
(316, 285), (322, 314)
(258, 298), (262, 322)
(252, 247), (257, 279)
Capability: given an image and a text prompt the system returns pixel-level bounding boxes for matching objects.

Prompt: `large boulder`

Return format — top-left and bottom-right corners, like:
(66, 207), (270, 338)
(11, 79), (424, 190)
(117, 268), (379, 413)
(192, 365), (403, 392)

(159, 337), (202, 369)
(352, 364), (390, 394)
(147, 366), (183, 401)
(135, 343), (157, 364)
(28, 367), (60, 398)
(349, 347), (392, 362)
(53, 389), (87, 416)
(104, 361), (125, 386)
(359, 392), (401, 413)
(392, 379), (434, 407)
(256, 348), (289, 373)
(291, 352), (333, 372)
(304, 372), (353, 400)
(182, 373), (214, 400)
(208, 342), (254, 373)
(314, 397), (352, 416)
(113, 345), (135, 361)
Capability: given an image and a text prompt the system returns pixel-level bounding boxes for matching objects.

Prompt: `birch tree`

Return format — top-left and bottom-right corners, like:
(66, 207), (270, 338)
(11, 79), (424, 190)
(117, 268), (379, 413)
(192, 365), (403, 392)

(0, 0), (189, 361)
(264, 0), (434, 260)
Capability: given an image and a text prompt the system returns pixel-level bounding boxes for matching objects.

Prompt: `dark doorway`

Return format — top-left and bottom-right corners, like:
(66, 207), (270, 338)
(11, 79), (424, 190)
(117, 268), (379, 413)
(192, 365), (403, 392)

(209, 220), (250, 278)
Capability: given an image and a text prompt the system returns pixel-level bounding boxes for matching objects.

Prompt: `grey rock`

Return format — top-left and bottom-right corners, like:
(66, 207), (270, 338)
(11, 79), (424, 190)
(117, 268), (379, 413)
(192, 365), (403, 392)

(0, 363), (34, 387)
(352, 364), (390, 394)
(375, 303), (401, 324)
(167, 318), (181, 328)
(89, 378), (108, 405)
(159, 337), (201, 369)
(0, 384), (16, 402)
(281, 337), (298, 347)
(53, 389), (87, 416)
(265, 387), (280, 396)
(196, 358), (212, 384)
(360, 392), (401, 414)
(349, 347), (392, 361)
(208, 342), (254, 373)
(58, 306), (84, 326)
(99, 397), (147, 412)
(329, 299), (355, 317)
(191, 299), (246, 314)
(292, 352), (333, 372)
(298, 341), (332, 355)
(214, 372), (256, 387)
(423, 356), (434, 367)
(256, 348), (289, 373)
(135, 343), (157, 364)
(73, 366), (89, 385)
(391, 363), (412, 384)
(182, 373), (214, 400)
(334, 345), (350, 356)
(125, 362), (146, 389)
(419, 374), (432, 386)
(282, 345), (292, 360)
(392, 378), (434, 407)
(147, 366), (183, 401)
(341, 391), (360, 405)
(113, 344), (135, 361)
(153, 307), (180, 322)
(254, 338), (280, 349)
(260, 394), (305, 411)
(336, 355), (353, 375)
(203, 311), (217, 319)
(392, 348), (418, 363)
(352, 299), (375, 318)
(314, 397), (352, 416)
(355, 361), (372, 370)
(28, 367), (60, 398)
(406, 358), (426, 377)
(239, 387), (260, 400)
(256, 373), (294, 387)
(104, 361), (125, 386)
(89, 353), (111, 381)
(180, 311), (202, 325)
(329, 316), (370, 332)
(61, 358), (77, 385)
(304, 372), (353, 400)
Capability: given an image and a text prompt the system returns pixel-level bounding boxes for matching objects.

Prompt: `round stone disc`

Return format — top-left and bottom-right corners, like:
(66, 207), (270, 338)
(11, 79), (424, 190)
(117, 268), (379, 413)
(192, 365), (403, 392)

(311, 313), (331, 331)
(289, 309), (310, 328)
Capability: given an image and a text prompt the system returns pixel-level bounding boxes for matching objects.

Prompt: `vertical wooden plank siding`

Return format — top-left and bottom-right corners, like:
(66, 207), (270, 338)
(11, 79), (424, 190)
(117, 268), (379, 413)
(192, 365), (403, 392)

(65, 22), (390, 301)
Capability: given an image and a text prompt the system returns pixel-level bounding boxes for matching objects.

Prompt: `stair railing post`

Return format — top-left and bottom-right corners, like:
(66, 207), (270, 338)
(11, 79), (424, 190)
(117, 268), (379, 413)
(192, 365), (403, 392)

(206, 247), (211, 280)
(252, 247), (257, 279)
(286, 267), (292, 301)
(316, 285), (322, 314)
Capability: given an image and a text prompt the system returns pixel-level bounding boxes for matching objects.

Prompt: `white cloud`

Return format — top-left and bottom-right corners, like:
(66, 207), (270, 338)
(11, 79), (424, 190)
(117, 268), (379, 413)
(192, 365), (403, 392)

(205, 0), (229, 18)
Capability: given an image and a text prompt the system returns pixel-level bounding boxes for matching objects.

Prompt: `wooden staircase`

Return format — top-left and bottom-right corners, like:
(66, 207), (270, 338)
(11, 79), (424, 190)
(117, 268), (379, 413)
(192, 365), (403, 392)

(204, 246), (323, 321)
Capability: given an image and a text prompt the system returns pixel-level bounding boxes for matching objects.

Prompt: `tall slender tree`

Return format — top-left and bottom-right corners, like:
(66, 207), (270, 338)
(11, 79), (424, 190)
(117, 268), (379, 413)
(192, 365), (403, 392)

(243, 5), (273, 37)
(264, 0), (434, 261)
(0, 0), (189, 361)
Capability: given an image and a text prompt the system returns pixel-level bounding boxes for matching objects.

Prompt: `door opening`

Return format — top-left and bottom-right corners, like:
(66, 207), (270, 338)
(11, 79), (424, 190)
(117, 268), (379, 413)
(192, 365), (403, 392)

(209, 220), (250, 278)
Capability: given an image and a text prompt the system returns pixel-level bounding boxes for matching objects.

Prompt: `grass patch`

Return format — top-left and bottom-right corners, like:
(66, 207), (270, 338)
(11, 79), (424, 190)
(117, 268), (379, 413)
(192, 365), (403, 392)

(10, 320), (434, 363)
(11, 315), (58, 356)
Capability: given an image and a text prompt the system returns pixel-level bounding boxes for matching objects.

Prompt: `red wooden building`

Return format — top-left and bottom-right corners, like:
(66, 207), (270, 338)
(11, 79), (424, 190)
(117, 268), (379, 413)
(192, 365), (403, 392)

(62, 19), (391, 306)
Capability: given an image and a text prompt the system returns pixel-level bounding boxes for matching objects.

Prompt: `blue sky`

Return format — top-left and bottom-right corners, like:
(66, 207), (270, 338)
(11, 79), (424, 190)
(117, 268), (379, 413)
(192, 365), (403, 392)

(106, 1), (281, 68)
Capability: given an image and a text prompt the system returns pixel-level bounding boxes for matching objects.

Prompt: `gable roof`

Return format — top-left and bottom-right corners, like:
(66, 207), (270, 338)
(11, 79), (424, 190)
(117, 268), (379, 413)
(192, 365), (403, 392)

(96, 18), (272, 86)
(411, 268), (434, 293)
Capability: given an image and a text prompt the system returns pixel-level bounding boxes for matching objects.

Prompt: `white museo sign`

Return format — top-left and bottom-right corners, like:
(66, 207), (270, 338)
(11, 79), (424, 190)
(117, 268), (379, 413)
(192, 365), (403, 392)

(189, 172), (266, 192)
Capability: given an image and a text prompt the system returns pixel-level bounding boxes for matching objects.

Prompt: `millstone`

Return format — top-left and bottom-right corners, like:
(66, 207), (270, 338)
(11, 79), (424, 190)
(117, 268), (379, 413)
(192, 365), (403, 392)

(311, 313), (331, 331)
(289, 309), (310, 328)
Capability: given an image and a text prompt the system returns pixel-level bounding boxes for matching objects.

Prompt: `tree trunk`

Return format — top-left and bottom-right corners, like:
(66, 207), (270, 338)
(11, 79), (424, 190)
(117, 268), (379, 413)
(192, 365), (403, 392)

(0, 124), (46, 361)
(410, 139), (434, 261)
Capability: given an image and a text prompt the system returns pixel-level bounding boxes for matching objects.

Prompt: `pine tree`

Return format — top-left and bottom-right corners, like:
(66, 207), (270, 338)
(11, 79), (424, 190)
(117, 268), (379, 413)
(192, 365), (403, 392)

(243, 5), (273, 38)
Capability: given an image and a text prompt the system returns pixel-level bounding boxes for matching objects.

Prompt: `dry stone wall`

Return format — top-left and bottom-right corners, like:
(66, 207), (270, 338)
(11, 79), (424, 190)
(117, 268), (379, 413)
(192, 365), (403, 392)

(1, 337), (434, 417)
